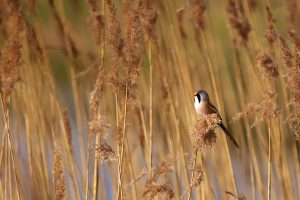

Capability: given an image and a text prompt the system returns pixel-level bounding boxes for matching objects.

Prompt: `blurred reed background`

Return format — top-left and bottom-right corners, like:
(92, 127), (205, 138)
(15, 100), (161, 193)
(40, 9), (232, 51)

(0, 0), (300, 199)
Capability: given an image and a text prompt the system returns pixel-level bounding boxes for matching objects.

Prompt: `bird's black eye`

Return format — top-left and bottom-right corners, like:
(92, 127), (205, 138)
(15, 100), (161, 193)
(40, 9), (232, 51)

(197, 94), (201, 102)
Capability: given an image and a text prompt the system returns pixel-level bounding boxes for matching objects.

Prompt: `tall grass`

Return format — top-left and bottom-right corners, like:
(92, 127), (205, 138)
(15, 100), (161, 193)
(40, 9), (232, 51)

(0, 0), (300, 199)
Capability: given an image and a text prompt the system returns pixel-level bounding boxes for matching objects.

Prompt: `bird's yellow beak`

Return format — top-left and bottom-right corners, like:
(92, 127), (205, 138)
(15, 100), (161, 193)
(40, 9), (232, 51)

(193, 92), (197, 96)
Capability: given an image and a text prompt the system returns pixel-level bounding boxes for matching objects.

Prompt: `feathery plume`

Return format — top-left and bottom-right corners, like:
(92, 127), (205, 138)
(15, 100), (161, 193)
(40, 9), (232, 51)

(232, 92), (280, 127)
(123, 4), (144, 88)
(95, 143), (117, 162)
(226, 191), (247, 200)
(89, 68), (110, 138)
(289, 30), (300, 50)
(191, 0), (206, 31)
(87, 0), (104, 46)
(182, 164), (204, 198)
(53, 146), (66, 200)
(264, 6), (277, 45)
(280, 37), (300, 138)
(0, 10), (24, 110)
(138, 0), (157, 41)
(192, 114), (220, 152)
(143, 156), (174, 199)
(257, 54), (278, 79)
(143, 183), (174, 200)
(226, 0), (251, 44)
(279, 36), (293, 68)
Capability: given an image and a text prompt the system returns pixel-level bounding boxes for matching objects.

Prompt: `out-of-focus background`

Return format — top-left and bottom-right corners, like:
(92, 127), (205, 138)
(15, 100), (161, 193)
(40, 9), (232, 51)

(0, 0), (300, 199)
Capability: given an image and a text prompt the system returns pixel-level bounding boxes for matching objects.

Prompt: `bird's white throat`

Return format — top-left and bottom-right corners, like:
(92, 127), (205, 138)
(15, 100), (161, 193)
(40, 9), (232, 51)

(194, 96), (201, 114)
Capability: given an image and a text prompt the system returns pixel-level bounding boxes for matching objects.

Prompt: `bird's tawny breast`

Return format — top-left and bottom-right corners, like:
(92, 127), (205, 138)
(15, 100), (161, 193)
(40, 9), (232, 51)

(195, 102), (215, 115)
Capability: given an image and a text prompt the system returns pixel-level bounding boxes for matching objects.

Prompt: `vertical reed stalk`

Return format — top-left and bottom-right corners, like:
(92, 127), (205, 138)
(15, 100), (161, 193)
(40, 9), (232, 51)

(188, 152), (198, 200)
(148, 41), (153, 179)
(117, 84), (128, 200)
(267, 121), (272, 200)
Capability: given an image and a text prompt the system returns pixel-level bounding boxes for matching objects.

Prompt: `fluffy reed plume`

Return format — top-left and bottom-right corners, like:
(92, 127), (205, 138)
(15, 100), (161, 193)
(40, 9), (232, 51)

(191, 0), (206, 31)
(106, 0), (124, 92)
(95, 143), (117, 162)
(189, 164), (204, 188)
(191, 114), (220, 152)
(123, 3), (144, 90)
(143, 156), (174, 199)
(289, 47), (300, 113)
(53, 146), (66, 200)
(0, 10), (24, 110)
(182, 164), (204, 198)
(289, 30), (300, 49)
(87, 0), (104, 46)
(232, 92), (280, 127)
(257, 54), (278, 79)
(226, 0), (251, 44)
(264, 6), (277, 46)
(279, 37), (293, 68)
(106, 0), (123, 57)
(89, 68), (110, 138)
(287, 116), (300, 140)
(225, 191), (247, 200)
(106, 0), (146, 112)
(279, 37), (300, 139)
(137, 0), (157, 41)
(143, 183), (174, 200)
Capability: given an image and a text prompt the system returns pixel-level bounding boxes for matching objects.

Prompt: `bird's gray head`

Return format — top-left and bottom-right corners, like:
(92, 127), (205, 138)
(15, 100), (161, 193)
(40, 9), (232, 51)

(193, 90), (210, 103)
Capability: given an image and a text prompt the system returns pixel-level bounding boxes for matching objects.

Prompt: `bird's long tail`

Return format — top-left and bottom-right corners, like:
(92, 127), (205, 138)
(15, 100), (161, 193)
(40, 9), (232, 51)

(219, 123), (239, 148)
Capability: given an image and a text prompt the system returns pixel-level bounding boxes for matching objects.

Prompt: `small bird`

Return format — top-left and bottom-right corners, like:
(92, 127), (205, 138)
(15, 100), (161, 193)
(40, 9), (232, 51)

(193, 90), (239, 148)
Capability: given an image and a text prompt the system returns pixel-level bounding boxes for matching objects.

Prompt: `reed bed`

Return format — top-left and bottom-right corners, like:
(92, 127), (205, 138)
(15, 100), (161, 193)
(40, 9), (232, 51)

(0, 0), (299, 199)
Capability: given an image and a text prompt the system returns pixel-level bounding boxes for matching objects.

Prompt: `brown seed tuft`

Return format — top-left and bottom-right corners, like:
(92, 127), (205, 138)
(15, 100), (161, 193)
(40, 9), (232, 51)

(264, 6), (277, 45)
(123, 5), (144, 88)
(288, 30), (300, 50)
(137, 0), (157, 41)
(190, 164), (204, 188)
(143, 183), (174, 200)
(192, 114), (220, 152)
(143, 156), (174, 199)
(191, 0), (206, 31)
(182, 164), (204, 198)
(0, 10), (24, 110)
(279, 36), (293, 68)
(89, 67), (110, 138)
(257, 54), (278, 79)
(226, 191), (247, 200)
(226, 0), (251, 44)
(106, 0), (124, 57)
(53, 146), (66, 200)
(95, 143), (117, 162)
(89, 12), (105, 46)
(232, 92), (280, 127)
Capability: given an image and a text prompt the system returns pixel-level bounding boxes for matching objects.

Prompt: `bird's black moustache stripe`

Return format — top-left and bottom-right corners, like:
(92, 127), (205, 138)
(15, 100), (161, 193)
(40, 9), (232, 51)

(197, 94), (201, 102)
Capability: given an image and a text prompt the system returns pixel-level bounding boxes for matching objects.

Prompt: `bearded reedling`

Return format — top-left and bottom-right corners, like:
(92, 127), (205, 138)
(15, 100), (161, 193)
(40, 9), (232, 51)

(193, 90), (239, 148)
